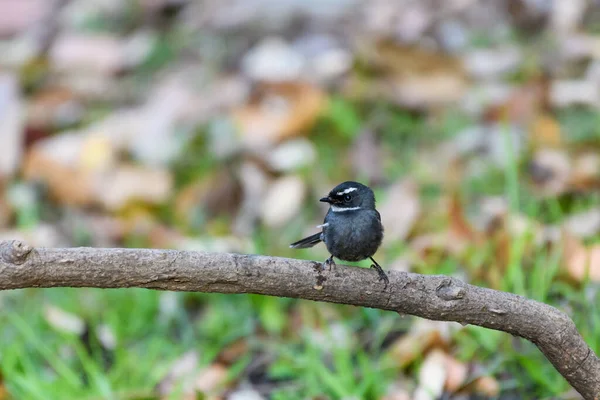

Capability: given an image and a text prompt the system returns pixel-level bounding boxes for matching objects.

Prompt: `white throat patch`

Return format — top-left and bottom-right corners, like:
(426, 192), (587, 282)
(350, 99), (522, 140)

(336, 187), (358, 196)
(331, 205), (361, 212)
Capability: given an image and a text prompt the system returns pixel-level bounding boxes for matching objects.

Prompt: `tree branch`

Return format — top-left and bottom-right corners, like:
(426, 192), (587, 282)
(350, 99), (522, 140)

(1, 240), (599, 398)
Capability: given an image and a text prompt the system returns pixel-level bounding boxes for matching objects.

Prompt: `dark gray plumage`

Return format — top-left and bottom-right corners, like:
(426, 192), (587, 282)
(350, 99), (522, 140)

(290, 181), (388, 286)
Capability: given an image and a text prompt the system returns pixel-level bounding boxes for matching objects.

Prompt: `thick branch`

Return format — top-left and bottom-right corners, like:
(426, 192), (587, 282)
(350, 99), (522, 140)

(1, 240), (599, 398)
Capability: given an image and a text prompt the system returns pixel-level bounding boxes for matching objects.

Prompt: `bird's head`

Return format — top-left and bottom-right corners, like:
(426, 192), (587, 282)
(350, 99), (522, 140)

(320, 181), (376, 211)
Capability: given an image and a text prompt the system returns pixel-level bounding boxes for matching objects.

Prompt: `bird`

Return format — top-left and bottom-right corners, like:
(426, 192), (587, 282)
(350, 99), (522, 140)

(289, 181), (388, 286)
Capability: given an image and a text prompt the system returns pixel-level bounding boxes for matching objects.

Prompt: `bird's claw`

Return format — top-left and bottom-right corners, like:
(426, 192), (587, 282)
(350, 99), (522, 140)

(371, 264), (389, 288)
(324, 256), (336, 272)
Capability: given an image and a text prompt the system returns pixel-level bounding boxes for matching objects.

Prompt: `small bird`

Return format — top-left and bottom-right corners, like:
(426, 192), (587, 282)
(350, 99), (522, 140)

(290, 181), (389, 286)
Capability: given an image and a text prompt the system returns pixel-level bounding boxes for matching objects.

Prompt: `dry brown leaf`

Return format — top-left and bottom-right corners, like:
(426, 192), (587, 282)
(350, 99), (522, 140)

(175, 169), (243, 227)
(570, 152), (600, 191)
(215, 338), (249, 365)
(443, 353), (468, 392)
(472, 375), (500, 396)
(23, 135), (96, 206)
(388, 320), (458, 368)
(563, 232), (600, 282)
(234, 82), (327, 149)
(449, 193), (478, 242)
(529, 114), (561, 148)
(483, 78), (549, 124)
(349, 41), (467, 108)
(0, 371), (7, 400)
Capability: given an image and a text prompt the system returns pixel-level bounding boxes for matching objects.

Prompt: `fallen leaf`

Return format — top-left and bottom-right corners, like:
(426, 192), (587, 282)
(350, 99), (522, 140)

(550, 80), (600, 108)
(443, 353), (468, 392)
(44, 305), (85, 334)
(228, 388), (265, 400)
(50, 34), (128, 75)
(215, 338), (249, 365)
(349, 40), (467, 108)
(483, 79), (548, 124)
(0, 369), (7, 400)
(560, 33), (600, 60)
(242, 36), (305, 82)
(551, 0), (586, 33)
(529, 114), (561, 148)
(389, 319), (460, 368)
(378, 179), (420, 247)
(232, 161), (269, 236)
(234, 82), (327, 149)
(349, 129), (385, 186)
(528, 148), (571, 197)
(563, 232), (600, 282)
(472, 375), (500, 396)
(414, 349), (446, 400)
(260, 175), (306, 228)
(0, 73), (24, 178)
(23, 132), (111, 206)
(96, 324), (117, 350)
(448, 193), (478, 242)
(95, 165), (173, 211)
(570, 152), (600, 191)
(563, 208), (600, 239)
(0, 223), (69, 247)
(0, 0), (49, 37)
(265, 138), (317, 172)
(462, 46), (523, 80)
(175, 168), (243, 228)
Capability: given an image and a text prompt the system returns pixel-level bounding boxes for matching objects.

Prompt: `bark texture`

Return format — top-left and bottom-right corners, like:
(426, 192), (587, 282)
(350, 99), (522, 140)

(0, 240), (599, 398)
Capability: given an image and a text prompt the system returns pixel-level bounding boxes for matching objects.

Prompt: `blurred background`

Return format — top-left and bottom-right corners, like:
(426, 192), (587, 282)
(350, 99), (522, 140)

(1, 0), (600, 398)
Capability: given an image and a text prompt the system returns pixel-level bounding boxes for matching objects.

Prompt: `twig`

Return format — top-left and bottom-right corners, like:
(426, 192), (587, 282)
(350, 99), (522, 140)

(0, 240), (599, 398)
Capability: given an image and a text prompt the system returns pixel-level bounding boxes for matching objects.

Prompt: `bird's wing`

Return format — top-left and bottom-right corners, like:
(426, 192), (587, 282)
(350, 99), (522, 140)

(375, 209), (381, 223)
(289, 232), (323, 249)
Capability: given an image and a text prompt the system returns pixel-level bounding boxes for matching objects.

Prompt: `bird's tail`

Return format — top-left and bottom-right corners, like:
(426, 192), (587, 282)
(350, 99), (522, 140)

(289, 232), (322, 249)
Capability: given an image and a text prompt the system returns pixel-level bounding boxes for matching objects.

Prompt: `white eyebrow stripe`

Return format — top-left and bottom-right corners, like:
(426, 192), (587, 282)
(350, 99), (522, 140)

(336, 187), (357, 196)
(316, 223), (329, 228)
(331, 206), (361, 212)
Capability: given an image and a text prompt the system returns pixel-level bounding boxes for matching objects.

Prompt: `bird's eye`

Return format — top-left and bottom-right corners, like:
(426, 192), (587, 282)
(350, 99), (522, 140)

(344, 194), (352, 201)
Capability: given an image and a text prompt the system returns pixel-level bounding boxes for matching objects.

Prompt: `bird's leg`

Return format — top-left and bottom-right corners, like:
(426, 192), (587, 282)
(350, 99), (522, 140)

(324, 255), (336, 272)
(369, 257), (389, 288)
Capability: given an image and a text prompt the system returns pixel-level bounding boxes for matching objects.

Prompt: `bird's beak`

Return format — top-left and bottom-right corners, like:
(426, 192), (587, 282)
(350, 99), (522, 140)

(320, 196), (332, 204)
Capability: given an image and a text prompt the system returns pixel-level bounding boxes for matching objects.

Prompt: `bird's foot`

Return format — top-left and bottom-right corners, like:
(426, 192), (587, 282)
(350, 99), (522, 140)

(370, 263), (389, 289)
(324, 256), (336, 272)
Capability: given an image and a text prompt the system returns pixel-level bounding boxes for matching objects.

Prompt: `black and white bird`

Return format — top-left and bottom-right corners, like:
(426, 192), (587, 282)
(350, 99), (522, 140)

(290, 181), (388, 286)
